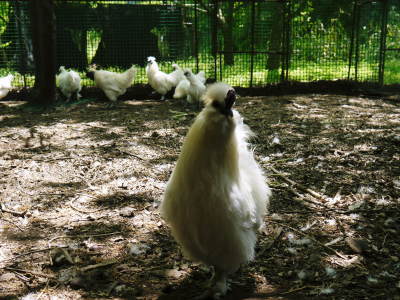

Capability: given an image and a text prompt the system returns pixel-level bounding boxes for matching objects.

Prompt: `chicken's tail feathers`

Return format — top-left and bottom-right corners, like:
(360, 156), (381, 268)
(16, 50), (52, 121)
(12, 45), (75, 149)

(147, 56), (156, 62)
(196, 71), (206, 84)
(59, 66), (66, 73)
(126, 65), (137, 80)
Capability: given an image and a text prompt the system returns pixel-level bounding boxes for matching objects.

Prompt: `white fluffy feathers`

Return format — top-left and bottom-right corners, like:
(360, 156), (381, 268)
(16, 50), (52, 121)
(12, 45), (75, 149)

(57, 66), (81, 101)
(146, 57), (183, 100)
(0, 74), (14, 100)
(173, 68), (206, 103)
(161, 82), (270, 298)
(88, 65), (136, 102)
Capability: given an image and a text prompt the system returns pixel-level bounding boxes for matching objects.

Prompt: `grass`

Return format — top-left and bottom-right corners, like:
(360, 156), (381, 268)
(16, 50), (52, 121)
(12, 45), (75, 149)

(384, 58), (400, 84)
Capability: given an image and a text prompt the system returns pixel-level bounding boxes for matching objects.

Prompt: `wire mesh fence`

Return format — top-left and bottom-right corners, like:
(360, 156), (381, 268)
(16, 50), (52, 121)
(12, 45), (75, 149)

(0, 0), (398, 89)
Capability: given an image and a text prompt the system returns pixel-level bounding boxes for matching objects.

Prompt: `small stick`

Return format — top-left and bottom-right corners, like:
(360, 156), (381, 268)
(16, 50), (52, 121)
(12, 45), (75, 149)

(268, 166), (329, 202)
(34, 157), (74, 162)
(68, 196), (102, 214)
(48, 231), (123, 244)
(3, 246), (69, 262)
(267, 220), (348, 260)
(118, 150), (145, 161)
(0, 203), (26, 216)
(4, 267), (55, 279)
(280, 285), (318, 295)
(0, 216), (23, 231)
(324, 237), (344, 247)
(80, 259), (118, 272)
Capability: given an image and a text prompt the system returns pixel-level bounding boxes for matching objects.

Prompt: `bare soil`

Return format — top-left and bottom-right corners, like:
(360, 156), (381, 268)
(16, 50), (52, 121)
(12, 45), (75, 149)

(0, 94), (399, 300)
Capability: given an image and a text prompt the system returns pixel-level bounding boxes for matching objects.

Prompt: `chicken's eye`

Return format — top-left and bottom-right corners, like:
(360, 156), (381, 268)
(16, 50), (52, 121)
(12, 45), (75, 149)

(211, 100), (221, 109)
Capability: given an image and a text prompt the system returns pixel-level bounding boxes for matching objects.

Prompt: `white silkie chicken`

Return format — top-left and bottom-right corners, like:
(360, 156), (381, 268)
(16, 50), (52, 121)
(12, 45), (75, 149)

(86, 65), (136, 102)
(57, 66), (82, 102)
(161, 82), (271, 299)
(173, 68), (206, 103)
(184, 68), (206, 104)
(0, 74), (13, 99)
(146, 57), (183, 100)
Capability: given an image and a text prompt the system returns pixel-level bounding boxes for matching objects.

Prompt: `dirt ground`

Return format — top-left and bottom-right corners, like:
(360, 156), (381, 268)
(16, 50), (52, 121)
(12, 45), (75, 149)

(0, 94), (399, 300)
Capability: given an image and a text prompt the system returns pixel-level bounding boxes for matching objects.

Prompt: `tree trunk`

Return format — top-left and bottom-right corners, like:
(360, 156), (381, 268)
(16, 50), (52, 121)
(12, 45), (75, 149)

(29, 0), (56, 106)
(223, 1), (234, 66)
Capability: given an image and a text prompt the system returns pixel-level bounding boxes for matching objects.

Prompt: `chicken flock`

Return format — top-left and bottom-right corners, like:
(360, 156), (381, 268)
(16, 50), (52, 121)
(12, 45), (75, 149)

(2, 57), (271, 299)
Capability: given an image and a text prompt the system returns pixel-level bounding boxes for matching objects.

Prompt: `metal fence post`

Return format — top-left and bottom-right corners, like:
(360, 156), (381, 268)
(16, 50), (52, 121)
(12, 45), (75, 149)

(212, 0), (218, 80)
(378, 0), (388, 86)
(347, 0), (358, 81)
(194, 0), (199, 73)
(249, 0), (255, 88)
(281, 0), (290, 82)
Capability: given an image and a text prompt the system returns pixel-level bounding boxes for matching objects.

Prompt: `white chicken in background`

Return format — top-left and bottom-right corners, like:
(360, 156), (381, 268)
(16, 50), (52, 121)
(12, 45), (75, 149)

(57, 66), (81, 102)
(161, 82), (271, 299)
(86, 65), (136, 103)
(173, 68), (206, 103)
(183, 68), (206, 104)
(0, 74), (14, 100)
(145, 56), (183, 100)
(170, 63), (185, 86)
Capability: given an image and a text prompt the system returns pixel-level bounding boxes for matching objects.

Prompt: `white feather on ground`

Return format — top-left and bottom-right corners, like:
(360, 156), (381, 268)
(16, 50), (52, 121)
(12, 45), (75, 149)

(87, 65), (136, 102)
(57, 66), (82, 101)
(161, 82), (271, 299)
(0, 74), (13, 100)
(145, 57), (183, 100)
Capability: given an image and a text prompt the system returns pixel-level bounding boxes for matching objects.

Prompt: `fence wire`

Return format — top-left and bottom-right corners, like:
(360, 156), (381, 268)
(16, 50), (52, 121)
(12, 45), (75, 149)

(0, 0), (398, 88)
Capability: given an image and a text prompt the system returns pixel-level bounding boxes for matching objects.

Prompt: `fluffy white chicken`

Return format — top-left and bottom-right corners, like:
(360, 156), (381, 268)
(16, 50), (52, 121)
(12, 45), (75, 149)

(146, 57), (183, 100)
(0, 74), (13, 99)
(57, 66), (81, 102)
(161, 82), (271, 299)
(177, 68), (206, 104)
(86, 65), (136, 102)
(173, 68), (206, 102)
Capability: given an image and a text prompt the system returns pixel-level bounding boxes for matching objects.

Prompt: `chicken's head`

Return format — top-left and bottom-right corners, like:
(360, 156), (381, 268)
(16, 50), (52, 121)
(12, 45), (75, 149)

(203, 83), (236, 118)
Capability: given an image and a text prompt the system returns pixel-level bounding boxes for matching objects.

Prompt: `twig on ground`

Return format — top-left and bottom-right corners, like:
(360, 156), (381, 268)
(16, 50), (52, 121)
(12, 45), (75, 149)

(324, 236), (344, 247)
(3, 267), (56, 279)
(267, 219), (348, 260)
(118, 149), (146, 161)
(34, 157), (74, 162)
(0, 216), (23, 231)
(280, 285), (318, 295)
(36, 279), (50, 300)
(268, 166), (329, 202)
(80, 259), (118, 272)
(0, 203), (26, 216)
(3, 246), (69, 262)
(48, 231), (123, 244)
(68, 196), (102, 214)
